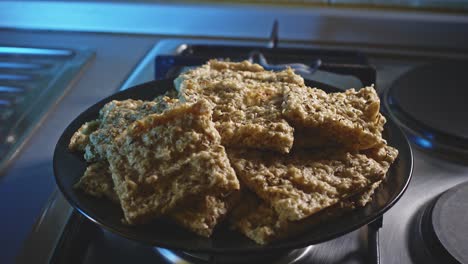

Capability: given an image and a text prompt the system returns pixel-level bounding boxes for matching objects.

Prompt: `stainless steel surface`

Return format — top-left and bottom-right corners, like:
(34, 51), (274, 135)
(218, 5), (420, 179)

(1, 1), (468, 50)
(0, 30), (160, 264)
(0, 46), (93, 174)
(119, 39), (269, 90)
(155, 246), (315, 263)
(16, 191), (73, 264)
(381, 151), (467, 264)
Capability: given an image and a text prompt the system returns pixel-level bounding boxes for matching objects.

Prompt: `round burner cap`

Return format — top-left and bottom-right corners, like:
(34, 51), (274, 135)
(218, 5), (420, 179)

(431, 181), (468, 264)
(389, 62), (468, 141)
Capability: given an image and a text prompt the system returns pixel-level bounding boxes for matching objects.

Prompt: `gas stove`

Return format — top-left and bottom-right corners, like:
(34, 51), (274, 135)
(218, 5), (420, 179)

(17, 31), (468, 264)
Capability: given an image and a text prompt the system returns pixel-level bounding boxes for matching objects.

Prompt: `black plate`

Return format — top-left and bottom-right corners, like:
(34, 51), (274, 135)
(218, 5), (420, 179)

(54, 78), (413, 253)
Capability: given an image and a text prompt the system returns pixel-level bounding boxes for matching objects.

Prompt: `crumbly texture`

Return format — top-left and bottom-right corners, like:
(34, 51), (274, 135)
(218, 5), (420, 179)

(170, 192), (240, 237)
(231, 144), (398, 244)
(70, 92), (239, 236)
(83, 94), (178, 162)
(106, 100), (240, 224)
(363, 143), (399, 169)
(283, 86), (385, 150)
(292, 127), (340, 149)
(69, 120), (100, 152)
(75, 162), (239, 237)
(228, 148), (389, 222)
(231, 187), (373, 245)
(176, 60), (304, 153)
(74, 161), (119, 203)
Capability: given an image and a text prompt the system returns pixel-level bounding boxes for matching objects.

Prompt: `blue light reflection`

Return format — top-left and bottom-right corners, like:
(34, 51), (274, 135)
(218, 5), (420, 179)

(0, 47), (73, 56)
(0, 74), (31, 81)
(0, 62), (42, 69)
(0, 100), (11, 106)
(0, 86), (23, 93)
(409, 135), (434, 149)
(156, 248), (188, 264)
(423, 132), (435, 140)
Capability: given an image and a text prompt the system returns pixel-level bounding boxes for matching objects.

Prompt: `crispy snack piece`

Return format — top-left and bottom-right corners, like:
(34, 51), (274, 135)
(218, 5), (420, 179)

(176, 60), (304, 153)
(283, 86), (386, 150)
(363, 143), (399, 169)
(69, 120), (100, 152)
(231, 187), (374, 245)
(228, 147), (391, 222)
(70, 93), (239, 235)
(107, 100), (240, 224)
(75, 162), (239, 237)
(67, 92), (178, 161)
(231, 145), (398, 244)
(74, 161), (119, 203)
(170, 192), (241, 237)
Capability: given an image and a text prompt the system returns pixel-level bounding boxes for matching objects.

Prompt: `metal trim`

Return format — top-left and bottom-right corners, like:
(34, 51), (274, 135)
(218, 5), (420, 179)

(0, 2), (468, 50)
(16, 190), (74, 264)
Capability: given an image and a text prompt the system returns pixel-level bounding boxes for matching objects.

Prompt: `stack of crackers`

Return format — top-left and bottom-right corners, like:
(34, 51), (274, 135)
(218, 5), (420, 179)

(69, 60), (397, 244)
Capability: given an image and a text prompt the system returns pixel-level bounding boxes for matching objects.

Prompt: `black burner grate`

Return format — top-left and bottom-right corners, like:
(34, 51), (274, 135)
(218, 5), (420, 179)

(154, 45), (376, 88)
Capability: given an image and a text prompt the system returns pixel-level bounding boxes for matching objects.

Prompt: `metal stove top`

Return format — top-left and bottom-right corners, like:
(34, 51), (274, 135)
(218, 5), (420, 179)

(17, 37), (468, 264)
(0, 46), (93, 174)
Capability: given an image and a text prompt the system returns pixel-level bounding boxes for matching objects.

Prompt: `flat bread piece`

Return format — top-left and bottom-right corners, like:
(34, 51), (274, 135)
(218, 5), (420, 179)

(231, 186), (375, 245)
(74, 161), (119, 203)
(84, 94), (179, 162)
(70, 93), (238, 235)
(170, 192), (240, 237)
(177, 60), (304, 153)
(107, 100), (240, 224)
(283, 86), (386, 150)
(69, 120), (100, 152)
(231, 145), (398, 244)
(75, 162), (239, 237)
(68, 92), (178, 161)
(228, 147), (391, 222)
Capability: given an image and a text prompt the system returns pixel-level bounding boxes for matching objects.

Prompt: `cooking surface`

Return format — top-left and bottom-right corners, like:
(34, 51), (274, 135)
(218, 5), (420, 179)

(38, 40), (468, 263)
(388, 62), (468, 140)
(1, 29), (467, 264)
(0, 30), (159, 264)
(431, 182), (468, 263)
(383, 62), (468, 160)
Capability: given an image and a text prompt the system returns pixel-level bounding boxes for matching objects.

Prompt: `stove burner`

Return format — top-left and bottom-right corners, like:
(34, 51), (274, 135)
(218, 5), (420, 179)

(384, 62), (468, 159)
(248, 51), (322, 76)
(154, 246), (313, 264)
(410, 181), (468, 264)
